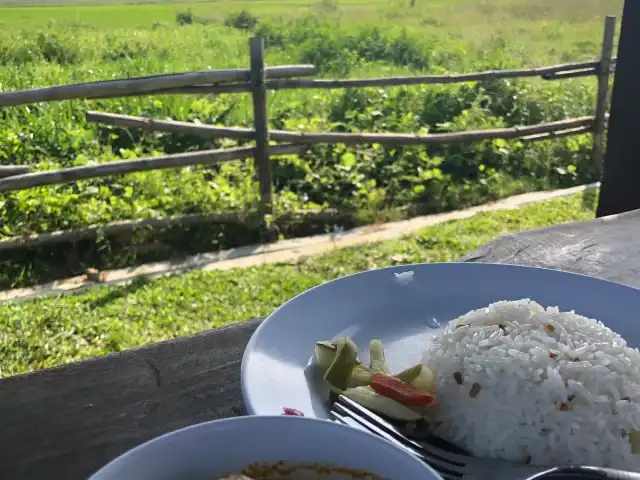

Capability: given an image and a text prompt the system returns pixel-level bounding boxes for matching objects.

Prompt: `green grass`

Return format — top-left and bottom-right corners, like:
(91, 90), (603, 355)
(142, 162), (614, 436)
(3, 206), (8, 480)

(0, 0), (622, 58)
(0, 191), (597, 378)
(0, 1), (320, 27)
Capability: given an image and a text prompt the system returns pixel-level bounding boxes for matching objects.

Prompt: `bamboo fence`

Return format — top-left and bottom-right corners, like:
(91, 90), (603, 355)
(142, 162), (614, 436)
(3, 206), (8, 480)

(0, 16), (617, 252)
(84, 111), (595, 146)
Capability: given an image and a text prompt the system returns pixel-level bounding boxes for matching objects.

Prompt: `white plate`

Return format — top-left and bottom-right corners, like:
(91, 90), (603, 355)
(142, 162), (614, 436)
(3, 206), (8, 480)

(89, 416), (440, 479)
(241, 262), (640, 418)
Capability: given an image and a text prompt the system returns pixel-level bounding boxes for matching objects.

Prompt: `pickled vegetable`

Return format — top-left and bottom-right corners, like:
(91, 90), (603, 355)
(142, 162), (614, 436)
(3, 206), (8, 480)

(314, 341), (339, 371)
(323, 337), (359, 391)
(369, 339), (389, 374)
(410, 364), (436, 393)
(342, 386), (422, 421)
(394, 364), (423, 383)
(370, 374), (436, 406)
(348, 364), (373, 387)
(314, 337), (436, 420)
(315, 340), (371, 388)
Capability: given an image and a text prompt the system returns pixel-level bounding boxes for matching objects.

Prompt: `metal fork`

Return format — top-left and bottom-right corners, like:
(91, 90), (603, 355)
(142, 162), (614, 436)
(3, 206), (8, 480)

(330, 395), (640, 480)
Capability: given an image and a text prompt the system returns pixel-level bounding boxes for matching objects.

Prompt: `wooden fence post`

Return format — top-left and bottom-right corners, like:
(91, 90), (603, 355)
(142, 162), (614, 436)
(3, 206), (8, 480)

(592, 16), (616, 173)
(249, 36), (273, 216)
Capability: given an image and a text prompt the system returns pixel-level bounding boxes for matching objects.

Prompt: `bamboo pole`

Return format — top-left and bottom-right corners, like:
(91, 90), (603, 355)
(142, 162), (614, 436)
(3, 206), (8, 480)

(0, 65), (317, 107)
(541, 67), (598, 80)
(91, 59), (615, 99)
(0, 55), (619, 108)
(86, 111), (257, 139)
(249, 37), (273, 215)
(0, 143), (307, 193)
(162, 60), (603, 96)
(267, 116), (595, 145)
(0, 209), (350, 252)
(264, 61), (602, 89)
(93, 82), (253, 99)
(0, 213), (245, 252)
(86, 111), (595, 146)
(520, 125), (594, 142)
(0, 165), (29, 178)
(592, 16), (617, 173)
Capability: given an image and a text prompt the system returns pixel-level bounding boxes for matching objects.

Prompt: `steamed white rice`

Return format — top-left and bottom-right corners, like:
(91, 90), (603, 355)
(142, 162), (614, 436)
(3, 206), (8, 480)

(422, 299), (640, 470)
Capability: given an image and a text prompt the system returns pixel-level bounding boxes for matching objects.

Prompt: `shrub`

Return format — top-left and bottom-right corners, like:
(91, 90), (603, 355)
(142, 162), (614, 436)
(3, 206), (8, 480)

(224, 10), (259, 31)
(176, 10), (194, 26)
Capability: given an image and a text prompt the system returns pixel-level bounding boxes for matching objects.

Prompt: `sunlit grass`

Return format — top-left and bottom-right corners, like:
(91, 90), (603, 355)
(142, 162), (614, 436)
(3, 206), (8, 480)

(0, 191), (596, 377)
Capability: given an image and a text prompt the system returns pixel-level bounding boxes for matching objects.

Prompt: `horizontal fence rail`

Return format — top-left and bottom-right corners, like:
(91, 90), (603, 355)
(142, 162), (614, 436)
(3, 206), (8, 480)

(0, 60), (616, 106)
(33, 59), (616, 100)
(0, 16), (618, 256)
(0, 209), (351, 252)
(0, 144), (307, 193)
(0, 65), (317, 107)
(0, 165), (29, 179)
(86, 110), (596, 146)
(166, 60), (610, 95)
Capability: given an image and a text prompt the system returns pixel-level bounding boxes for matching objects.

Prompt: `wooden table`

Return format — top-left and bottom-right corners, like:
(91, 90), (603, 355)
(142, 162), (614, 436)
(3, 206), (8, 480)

(3, 209), (640, 480)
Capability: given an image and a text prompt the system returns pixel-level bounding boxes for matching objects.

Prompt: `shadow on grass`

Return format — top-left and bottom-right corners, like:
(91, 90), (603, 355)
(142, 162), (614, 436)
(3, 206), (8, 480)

(88, 275), (151, 309)
(581, 188), (598, 213)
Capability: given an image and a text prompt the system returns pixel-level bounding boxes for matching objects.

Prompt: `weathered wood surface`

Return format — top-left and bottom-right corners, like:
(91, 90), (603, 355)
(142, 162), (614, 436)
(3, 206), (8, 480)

(461, 209), (640, 289)
(3, 209), (640, 479)
(0, 320), (260, 480)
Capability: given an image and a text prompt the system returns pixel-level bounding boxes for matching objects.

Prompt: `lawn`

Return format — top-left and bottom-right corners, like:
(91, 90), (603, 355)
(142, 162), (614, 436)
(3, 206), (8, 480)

(0, 191), (597, 378)
(0, 0), (621, 289)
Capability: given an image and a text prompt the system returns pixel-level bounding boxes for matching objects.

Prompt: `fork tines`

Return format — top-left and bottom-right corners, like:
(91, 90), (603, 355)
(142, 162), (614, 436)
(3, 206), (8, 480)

(332, 395), (468, 480)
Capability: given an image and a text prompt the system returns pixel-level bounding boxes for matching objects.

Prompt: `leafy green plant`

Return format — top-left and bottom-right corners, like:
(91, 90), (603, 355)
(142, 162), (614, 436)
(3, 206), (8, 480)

(176, 10), (194, 26)
(224, 10), (259, 31)
(0, 16), (601, 289)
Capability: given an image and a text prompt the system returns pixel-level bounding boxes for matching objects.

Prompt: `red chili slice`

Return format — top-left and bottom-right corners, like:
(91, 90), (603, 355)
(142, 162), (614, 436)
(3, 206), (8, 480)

(282, 407), (304, 416)
(370, 374), (436, 406)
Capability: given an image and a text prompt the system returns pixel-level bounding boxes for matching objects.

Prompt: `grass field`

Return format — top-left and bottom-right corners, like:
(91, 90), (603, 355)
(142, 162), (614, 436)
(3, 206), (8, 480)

(0, 0), (622, 56)
(0, 191), (597, 377)
(0, 0), (622, 290)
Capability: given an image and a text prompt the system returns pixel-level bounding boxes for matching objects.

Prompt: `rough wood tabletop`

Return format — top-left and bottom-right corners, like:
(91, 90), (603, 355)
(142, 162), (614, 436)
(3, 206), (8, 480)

(460, 209), (640, 288)
(0, 319), (259, 480)
(3, 210), (640, 479)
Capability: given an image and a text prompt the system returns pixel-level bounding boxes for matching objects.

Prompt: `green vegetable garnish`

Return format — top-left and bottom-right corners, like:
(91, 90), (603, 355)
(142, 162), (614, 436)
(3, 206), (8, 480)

(369, 339), (389, 374)
(349, 364), (373, 387)
(323, 336), (359, 392)
(394, 364), (423, 383)
(314, 341), (339, 371)
(343, 386), (422, 421)
(410, 364), (436, 392)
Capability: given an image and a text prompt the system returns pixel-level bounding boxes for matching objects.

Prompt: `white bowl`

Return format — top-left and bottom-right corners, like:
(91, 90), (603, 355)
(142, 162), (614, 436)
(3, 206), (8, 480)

(90, 415), (441, 480)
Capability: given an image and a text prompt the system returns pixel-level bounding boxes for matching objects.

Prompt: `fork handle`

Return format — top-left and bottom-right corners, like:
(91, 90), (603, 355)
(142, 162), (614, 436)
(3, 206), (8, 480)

(528, 466), (640, 480)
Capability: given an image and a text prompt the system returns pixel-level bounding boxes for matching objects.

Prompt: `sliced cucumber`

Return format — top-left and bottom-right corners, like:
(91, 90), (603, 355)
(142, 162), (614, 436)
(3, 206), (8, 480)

(394, 364), (423, 383)
(323, 337), (359, 392)
(343, 386), (423, 421)
(314, 341), (338, 371)
(410, 364), (436, 393)
(369, 339), (389, 374)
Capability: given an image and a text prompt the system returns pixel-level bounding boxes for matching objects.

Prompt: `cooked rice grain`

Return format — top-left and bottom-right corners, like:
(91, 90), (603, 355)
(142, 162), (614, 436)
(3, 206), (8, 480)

(422, 299), (640, 469)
